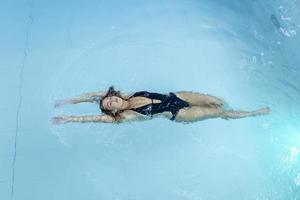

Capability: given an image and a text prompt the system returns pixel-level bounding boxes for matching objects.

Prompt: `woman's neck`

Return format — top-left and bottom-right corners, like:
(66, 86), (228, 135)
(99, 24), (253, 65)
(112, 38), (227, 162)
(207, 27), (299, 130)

(121, 99), (131, 110)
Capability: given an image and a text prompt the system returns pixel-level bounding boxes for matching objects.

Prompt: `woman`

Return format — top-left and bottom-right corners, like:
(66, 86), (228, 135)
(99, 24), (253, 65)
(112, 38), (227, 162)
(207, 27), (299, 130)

(52, 86), (270, 124)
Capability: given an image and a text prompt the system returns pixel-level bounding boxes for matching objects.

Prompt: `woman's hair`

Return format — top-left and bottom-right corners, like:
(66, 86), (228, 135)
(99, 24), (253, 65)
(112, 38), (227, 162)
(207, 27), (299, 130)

(99, 85), (128, 119)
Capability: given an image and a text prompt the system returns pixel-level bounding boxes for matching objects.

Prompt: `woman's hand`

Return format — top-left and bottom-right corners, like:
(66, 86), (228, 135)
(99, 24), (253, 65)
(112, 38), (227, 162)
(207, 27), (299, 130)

(54, 100), (71, 107)
(52, 116), (69, 124)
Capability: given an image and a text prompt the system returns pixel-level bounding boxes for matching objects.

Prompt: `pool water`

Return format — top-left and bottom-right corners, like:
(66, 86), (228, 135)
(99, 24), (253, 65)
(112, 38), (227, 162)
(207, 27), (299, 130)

(1, 0), (300, 199)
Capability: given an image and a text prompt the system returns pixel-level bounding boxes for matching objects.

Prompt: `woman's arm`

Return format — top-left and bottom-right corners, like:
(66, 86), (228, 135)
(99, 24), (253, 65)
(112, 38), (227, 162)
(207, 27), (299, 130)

(52, 111), (149, 125)
(55, 91), (133, 107)
(52, 114), (115, 124)
(117, 110), (149, 123)
(55, 91), (106, 107)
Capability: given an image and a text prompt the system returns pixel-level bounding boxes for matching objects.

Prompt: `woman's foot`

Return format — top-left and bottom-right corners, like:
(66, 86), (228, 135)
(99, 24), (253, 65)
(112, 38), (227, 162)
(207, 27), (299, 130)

(253, 107), (271, 115)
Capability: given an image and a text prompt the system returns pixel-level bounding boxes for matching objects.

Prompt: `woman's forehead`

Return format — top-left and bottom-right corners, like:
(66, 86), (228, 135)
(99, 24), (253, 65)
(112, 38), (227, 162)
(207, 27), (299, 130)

(104, 96), (113, 101)
(102, 97), (110, 104)
(102, 98), (109, 107)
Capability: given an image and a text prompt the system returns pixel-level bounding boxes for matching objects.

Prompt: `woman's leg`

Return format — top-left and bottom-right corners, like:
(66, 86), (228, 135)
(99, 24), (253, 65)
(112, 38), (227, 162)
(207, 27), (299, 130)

(175, 91), (225, 107)
(175, 106), (270, 122)
(222, 107), (270, 119)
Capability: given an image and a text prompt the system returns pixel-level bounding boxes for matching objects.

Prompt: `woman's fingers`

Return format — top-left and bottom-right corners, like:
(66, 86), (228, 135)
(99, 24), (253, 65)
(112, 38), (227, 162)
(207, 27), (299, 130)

(52, 116), (68, 124)
(54, 100), (71, 107)
(54, 100), (64, 107)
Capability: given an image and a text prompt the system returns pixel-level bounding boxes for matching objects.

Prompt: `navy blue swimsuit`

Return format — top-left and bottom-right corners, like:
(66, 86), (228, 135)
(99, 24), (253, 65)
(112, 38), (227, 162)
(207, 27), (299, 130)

(130, 91), (190, 120)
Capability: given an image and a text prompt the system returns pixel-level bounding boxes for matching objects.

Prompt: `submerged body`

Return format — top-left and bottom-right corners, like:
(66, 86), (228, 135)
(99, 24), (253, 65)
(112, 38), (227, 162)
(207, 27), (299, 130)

(53, 87), (270, 124)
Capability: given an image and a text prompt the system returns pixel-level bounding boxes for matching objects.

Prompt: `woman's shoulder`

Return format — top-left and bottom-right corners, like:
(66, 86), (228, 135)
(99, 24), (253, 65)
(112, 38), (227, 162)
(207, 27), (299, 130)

(117, 110), (148, 122)
(123, 91), (168, 100)
(130, 91), (150, 97)
(120, 92), (135, 99)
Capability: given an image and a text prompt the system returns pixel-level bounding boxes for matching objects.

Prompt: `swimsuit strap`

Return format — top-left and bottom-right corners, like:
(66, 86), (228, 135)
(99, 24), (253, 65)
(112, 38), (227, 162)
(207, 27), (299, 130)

(129, 93), (154, 118)
(150, 99), (154, 118)
(170, 114), (176, 121)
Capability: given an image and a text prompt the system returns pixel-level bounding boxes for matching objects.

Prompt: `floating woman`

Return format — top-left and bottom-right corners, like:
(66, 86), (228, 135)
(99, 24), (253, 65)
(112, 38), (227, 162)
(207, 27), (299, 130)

(52, 86), (270, 124)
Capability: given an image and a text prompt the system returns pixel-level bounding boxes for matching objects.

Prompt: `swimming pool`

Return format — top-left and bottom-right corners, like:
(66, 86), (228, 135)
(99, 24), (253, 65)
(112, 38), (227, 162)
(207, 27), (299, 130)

(1, 0), (300, 199)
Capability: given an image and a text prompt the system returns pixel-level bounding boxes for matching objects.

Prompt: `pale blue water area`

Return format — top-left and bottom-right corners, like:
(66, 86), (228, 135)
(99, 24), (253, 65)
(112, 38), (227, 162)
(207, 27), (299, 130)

(1, 0), (300, 199)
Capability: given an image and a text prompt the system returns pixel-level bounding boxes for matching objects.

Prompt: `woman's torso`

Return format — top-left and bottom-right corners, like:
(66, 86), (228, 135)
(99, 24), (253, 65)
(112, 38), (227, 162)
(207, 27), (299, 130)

(127, 91), (190, 120)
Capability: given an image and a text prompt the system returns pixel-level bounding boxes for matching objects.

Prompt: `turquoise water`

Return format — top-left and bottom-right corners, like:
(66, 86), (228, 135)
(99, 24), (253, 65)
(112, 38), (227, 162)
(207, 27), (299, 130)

(1, 0), (300, 199)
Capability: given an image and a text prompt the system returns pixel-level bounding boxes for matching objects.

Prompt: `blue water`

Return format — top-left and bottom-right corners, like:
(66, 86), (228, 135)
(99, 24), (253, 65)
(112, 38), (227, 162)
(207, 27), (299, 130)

(1, 0), (300, 199)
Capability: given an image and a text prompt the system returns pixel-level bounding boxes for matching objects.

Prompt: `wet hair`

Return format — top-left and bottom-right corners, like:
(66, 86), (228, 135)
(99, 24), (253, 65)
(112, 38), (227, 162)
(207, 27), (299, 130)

(99, 85), (128, 119)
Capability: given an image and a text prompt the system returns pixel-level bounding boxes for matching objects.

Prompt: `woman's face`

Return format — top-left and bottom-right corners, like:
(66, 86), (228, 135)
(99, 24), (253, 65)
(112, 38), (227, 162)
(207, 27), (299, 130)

(102, 96), (123, 111)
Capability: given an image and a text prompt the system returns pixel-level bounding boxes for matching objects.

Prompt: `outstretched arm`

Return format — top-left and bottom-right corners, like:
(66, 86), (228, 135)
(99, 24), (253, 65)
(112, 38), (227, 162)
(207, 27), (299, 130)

(52, 114), (115, 124)
(55, 91), (106, 107)
(53, 111), (150, 125)
(55, 91), (133, 107)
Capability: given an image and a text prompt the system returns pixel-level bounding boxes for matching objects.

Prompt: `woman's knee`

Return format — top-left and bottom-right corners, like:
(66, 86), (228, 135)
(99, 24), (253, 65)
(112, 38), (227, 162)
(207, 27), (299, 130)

(174, 107), (206, 122)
